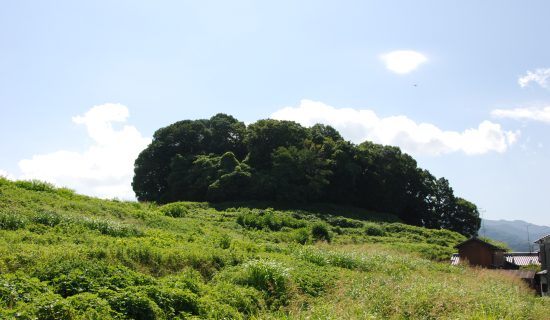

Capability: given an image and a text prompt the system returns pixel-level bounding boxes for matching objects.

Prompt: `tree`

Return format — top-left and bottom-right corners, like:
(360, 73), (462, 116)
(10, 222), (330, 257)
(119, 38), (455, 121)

(132, 114), (246, 203)
(244, 119), (309, 169)
(449, 198), (481, 237)
(132, 113), (481, 236)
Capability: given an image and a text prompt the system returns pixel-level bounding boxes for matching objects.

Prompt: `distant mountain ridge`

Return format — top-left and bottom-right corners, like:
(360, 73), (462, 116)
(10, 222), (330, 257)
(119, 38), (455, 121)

(479, 219), (550, 252)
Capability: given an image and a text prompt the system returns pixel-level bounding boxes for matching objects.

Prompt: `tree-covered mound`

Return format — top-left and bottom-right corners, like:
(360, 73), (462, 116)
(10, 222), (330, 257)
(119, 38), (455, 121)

(133, 114), (480, 236)
(1, 178), (549, 319)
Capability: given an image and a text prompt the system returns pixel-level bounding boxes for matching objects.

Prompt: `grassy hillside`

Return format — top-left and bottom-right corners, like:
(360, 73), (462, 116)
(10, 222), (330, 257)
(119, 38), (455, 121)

(0, 178), (549, 319)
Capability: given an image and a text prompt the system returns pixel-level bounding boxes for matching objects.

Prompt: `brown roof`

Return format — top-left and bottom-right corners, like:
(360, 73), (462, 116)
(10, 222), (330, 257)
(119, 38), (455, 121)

(455, 237), (505, 251)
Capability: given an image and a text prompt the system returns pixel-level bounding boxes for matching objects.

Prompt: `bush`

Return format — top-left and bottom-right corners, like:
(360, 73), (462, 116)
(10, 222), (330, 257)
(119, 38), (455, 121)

(143, 285), (200, 317)
(106, 288), (163, 320)
(33, 210), (63, 227)
(236, 208), (306, 231)
(33, 292), (74, 320)
(219, 234), (231, 249)
(0, 211), (26, 230)
(14, 180), (57, 193)
(209, 282), (264, 315)
(0, 273), (49, 308)
(34, 260), (153, 297)
(364, 223), (386, 236)
(237, 259), (292, 307)
(291, 263), (336, 297)
(158, 202), (208, 218)
(326, 216), (363, 228)
(66, 292), (115, 319)
(311, 223), (331, 242)
(292, 228), (310, 244)
(80, 217), (143, 237)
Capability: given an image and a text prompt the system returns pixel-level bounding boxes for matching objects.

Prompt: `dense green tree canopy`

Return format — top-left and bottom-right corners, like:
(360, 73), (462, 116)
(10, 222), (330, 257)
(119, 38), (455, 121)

(132, 114), (481, 236)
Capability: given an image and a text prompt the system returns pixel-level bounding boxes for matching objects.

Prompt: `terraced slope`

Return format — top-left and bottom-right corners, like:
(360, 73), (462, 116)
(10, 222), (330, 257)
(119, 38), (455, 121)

(0, 178), (548, 319)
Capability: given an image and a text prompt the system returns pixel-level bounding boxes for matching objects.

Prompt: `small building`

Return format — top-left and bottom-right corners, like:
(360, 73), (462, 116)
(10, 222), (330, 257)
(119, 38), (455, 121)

(454, 237), (506, 268)
(535, 234), (550, 296)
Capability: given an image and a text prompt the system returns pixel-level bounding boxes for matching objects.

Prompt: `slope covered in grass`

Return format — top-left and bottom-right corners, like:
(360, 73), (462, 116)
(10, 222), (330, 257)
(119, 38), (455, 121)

(0, 178), (548, 319)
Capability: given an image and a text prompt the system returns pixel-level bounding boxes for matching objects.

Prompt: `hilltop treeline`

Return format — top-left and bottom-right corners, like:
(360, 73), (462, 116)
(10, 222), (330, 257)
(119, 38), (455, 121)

(133, 114), (480, 236)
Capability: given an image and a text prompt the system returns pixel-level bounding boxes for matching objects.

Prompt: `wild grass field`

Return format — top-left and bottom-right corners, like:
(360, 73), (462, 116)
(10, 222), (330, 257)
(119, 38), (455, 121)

(0, 177), (549, 319)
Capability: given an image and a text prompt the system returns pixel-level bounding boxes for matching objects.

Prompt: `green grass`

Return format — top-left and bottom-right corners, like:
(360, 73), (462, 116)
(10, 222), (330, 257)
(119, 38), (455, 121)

(0, 177), (549, 319)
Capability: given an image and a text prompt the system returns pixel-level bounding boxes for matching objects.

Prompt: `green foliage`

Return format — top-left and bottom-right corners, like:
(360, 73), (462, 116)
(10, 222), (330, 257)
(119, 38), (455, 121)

(0, 211), (26, 230)
(106, 288), (164, 320)
(236, 208), (306, 231)
(0, 180), (547, 319)
(80, 217), (143, 237)
(291, 228), (311, 244)
(235, 259), (292, 307)
(132, 115), (480, 236)
(158, 201), (208, 218)
(478, 236), (512, 252)
(14, 179), (57, 193)
(32, 292), (74, 320)
(33, 210), (63, 227)
(364, 222), (386, 236)
(66, 293), (115, 319)
(208, 282), (264, 315)
(311, 222), (332, 242)
(326, 216), (364, 228)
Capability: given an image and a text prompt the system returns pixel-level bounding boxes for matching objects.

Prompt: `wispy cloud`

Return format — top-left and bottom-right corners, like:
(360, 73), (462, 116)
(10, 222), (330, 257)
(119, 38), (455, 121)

(518, 68), (550, 88)
(271, 100), (518, 156)
(380, 50), (427, 74)
(492, 106), (550, 123)
(18, 104), (151, 199)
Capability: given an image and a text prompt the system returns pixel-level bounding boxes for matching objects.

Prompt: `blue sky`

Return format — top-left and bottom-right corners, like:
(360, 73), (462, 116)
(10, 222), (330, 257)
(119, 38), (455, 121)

(1, 1), (550, 226)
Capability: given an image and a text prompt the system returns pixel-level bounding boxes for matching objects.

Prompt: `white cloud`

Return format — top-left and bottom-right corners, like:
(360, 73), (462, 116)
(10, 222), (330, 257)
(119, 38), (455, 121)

(492, 106), (550, 123)
(518, 68), (550, 88)
(380, 50), (427, 74)
(18, 103), (151, 199)
(271, 100), (518, 156)
(0, 169), (14, 180)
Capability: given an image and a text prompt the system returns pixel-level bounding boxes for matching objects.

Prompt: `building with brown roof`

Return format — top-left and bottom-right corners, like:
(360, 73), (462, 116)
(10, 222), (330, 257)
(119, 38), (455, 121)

(454, 237), (506, 268)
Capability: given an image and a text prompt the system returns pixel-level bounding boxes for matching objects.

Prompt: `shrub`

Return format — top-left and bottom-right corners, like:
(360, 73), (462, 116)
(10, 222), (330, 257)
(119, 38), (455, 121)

(364, 222), (386, 236)
(326, 216), (363, 228)
(219, 234), (231, 249)
(14, 179), (57, 193)
(80, 217), (143, 237)
(143, 285), (200, 317)
(33, 292), (74, 320)
(292, 228), (310, 244)
(34, 260), (153, 297)
(209, 282), (264, 315)
(33, 210), (63, 227)
(237, 259), (292, 307)
(66, 292), (115, 319)
(311, 223), (331, 242)
(236, 209), (306, 231)
(0, 211), (26, 230)
(0, 273), (50, 308)
(158, 202), (208, 218)
(106, 288), (163, 320)
(198, 297), (242, 319)
(291, 263), (336, 297)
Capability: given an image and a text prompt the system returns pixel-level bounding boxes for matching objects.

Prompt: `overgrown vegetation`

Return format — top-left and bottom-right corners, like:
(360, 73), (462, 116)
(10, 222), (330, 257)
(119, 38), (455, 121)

(1, 177), (549, 319)
(133, 114), (481, 236)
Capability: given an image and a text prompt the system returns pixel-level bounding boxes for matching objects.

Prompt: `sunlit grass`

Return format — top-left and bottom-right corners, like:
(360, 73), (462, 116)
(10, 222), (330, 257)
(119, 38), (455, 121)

(0, 178), (548, 319)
